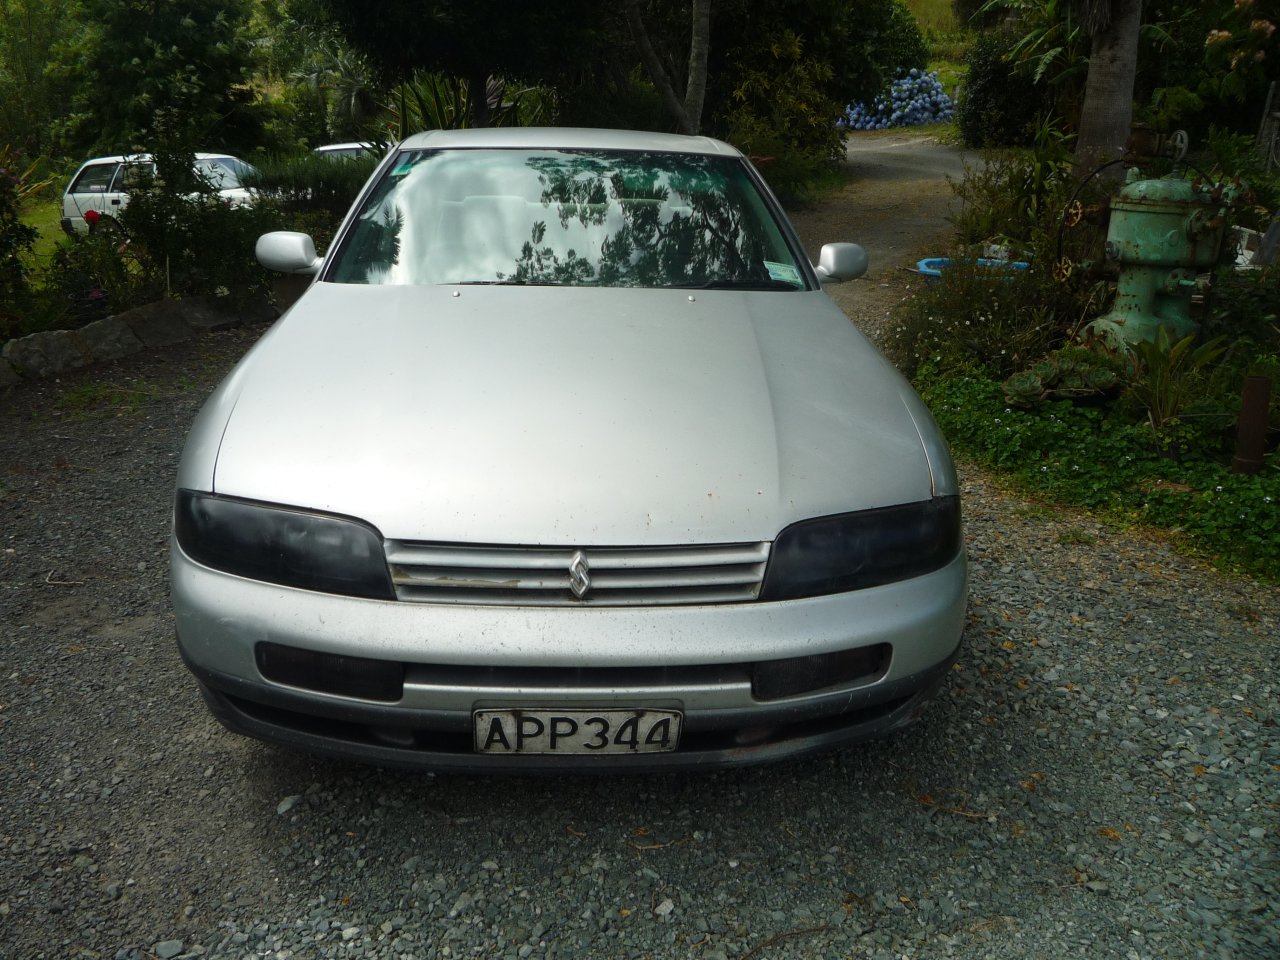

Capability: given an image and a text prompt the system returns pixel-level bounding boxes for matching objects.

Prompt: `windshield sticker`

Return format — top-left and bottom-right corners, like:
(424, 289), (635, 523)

(764, 261), (803, 286)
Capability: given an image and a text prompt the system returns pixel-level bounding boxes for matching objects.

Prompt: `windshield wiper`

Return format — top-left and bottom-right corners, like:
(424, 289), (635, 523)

(454, 279), (565, 286)
(675, 279), (801, 291)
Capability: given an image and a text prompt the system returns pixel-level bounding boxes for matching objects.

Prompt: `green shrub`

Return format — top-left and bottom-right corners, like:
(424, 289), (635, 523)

(885, 129), (1113, 379)
(119, 188), (283, 307)
(1125, 329), (1229, 438)
(949, 124), (1082, 248)
(950, 0), (1004, 29)
(883, 260), (1069, 377)
(956, 29), (1041, 148)
(721, 31), (846, 203)
(0, 159), (38, 336)
(916, 366), (1280, 577)
(1209, 265), (1280, 346)
(241, 152), (377, 249)
(876, 0), (931, 78)
(555, 69), (672, 134)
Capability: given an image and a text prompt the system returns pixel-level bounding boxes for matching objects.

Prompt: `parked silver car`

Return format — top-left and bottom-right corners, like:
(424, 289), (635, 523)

(171, 127), (966, 771)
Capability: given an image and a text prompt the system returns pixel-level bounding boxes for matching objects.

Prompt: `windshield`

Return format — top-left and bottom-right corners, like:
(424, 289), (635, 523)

(326, 148), (807, 289)
(198, 157), (255, 190)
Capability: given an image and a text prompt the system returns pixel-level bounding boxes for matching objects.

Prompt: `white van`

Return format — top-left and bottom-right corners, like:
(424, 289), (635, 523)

(60, 153), (257, 234)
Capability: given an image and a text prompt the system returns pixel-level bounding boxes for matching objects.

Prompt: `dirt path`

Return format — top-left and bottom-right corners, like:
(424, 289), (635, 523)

(789, 131), (974, 339)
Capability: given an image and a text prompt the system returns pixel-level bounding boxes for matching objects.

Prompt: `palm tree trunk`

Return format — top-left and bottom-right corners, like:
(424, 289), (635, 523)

(1072, 0), (1142, 178)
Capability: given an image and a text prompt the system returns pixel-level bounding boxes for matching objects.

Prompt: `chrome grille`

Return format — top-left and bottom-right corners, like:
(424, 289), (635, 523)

(384, 541), (770, 606)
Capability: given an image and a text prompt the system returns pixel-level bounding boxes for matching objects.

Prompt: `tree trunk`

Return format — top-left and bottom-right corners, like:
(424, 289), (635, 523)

(683, 0), (711, 134)
(624, 0), (693, 133)
(1072, 0), (1142, 178)
(469, 70), (490, 128)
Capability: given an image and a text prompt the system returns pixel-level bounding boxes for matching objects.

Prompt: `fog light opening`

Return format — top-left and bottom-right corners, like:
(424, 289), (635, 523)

(367, 725), (417, 748)
(752, 644), (890, 701)
(732, 725), (779, 746)
(256, 642), (404, 702)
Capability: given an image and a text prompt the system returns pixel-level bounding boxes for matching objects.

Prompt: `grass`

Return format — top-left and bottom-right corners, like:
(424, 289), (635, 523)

(57, 378), (162, 419)
(903, 0), (958, 34)
(19, 199), (68, 271)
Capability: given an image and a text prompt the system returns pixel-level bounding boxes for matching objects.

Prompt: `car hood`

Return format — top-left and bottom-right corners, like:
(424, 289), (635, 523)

(205, 283), (934, 545)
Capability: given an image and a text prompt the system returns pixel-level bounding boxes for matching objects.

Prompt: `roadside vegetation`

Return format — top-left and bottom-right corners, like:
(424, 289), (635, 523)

(0, 0), (1276, 574)
(884, 0), (1280, 578)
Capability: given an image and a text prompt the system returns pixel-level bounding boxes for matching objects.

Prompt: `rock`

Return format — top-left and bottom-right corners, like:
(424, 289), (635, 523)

(154, 941), (183, 959)
(276, 795), (302, 815)
(449, 892), (474, 918)
(0, 356), (21, 388)
(2, 329), (92, 377)
(119, 301), (198, 348)
(78, 315), (144, 362)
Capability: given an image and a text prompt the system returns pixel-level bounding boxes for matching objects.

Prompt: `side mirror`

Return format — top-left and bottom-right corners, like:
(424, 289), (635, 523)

(814, 242), (868, 283)
(256, 231), (323, 276)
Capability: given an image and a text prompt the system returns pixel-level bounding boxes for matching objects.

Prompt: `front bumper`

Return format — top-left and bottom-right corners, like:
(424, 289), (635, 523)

(173, 543), (967, 771)
(187, 651), (958, 772)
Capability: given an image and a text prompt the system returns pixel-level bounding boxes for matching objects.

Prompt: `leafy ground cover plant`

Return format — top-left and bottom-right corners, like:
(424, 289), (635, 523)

(917, 365), (1279, 577)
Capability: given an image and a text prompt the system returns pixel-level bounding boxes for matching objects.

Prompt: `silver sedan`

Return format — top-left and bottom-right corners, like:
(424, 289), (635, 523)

(171, 127), (966, 771)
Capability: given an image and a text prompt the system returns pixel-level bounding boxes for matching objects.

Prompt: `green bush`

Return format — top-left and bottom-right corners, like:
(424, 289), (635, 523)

(956, 29), (1041, 148)
(720, 31), (847, 203)
(950, 0), (1005, 29)
(241, 151), (377, 250)
(883, 259), (1072, 377)
(554, 69), (672, 135)
(875, 0), (931, 78)
(916, 366), (1280, 577)
(0, 160), (38, 336)
(119, 188), (283, 307)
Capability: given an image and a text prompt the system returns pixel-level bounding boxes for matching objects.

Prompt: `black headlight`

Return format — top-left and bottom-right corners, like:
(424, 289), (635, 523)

(174, 490), (394, 600)
(760, 495), (961, 601)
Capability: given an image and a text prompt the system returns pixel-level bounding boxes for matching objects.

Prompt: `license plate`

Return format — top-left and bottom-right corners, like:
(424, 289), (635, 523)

(473, 708), (682, 755)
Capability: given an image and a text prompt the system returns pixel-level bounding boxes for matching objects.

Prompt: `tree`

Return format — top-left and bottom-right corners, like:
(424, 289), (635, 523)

(1072, 0), (1143, 175)
(0, 0), (77, 155)
(61, 0), (261, 154)
(623, 0), (711, 134)
(294, 0), (601, 127)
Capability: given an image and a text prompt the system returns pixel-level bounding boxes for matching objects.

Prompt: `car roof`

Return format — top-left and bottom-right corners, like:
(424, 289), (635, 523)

(396, 127), (742, 157)
(314, 142), (376, 151)
(76, 152), (239, 166)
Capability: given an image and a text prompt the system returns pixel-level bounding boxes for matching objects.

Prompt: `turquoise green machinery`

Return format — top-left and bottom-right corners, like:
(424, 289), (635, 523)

(1086, 169), (1239, 346)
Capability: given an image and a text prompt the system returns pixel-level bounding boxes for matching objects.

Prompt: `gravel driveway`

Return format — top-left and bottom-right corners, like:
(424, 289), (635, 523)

(2, 136), (1277, 960)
